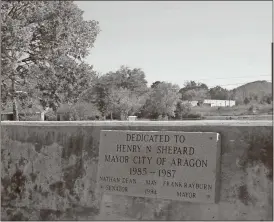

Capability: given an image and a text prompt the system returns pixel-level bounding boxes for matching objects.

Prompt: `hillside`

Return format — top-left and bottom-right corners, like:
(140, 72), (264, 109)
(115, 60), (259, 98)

(231, 80), (272, 102)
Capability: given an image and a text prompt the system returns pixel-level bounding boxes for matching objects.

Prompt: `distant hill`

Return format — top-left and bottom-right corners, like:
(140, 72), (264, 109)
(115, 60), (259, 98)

(231, 80), (272, 102)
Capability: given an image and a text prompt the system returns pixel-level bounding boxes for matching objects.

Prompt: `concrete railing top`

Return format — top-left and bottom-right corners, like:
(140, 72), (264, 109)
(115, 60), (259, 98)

(1, 120), (272, 126)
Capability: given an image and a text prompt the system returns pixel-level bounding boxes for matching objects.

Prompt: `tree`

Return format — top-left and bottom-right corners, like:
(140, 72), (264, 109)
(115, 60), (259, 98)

(208, 86), (229, 100)
(107, 87), (147, 120)
(151, 81), (163, 89)
(80, 66), (149, 119)
(174, 102), (192, 119)
(181, 81), (208, 91)
(103, 66), (147, 92)
(1, 1), (100, 119)
(179, 81), (209, 101)
(70, 102), (101, 120)
(33, 57), (97, 110)
(244, 97), (250, 105)
(80, 75), (111, 119)
(182, 88), (208, 101)
(260, 93), (272, 104)
(143, 82), (180, 119)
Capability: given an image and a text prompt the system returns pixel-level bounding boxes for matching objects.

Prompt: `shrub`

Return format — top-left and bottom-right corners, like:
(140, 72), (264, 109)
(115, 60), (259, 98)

(244, 97), (250, 105)
(181, 112), (204, 119)
(175, 102), (192, 120)
(61, 102), (101, 121)
(45, 110), (57, 121)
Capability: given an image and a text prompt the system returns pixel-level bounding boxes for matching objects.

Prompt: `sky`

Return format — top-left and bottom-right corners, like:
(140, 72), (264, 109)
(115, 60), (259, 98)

(75, 1), (272, 89)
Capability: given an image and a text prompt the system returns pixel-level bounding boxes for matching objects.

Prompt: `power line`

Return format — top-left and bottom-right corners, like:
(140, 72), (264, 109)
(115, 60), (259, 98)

(207, 80), (271, 88)
(183, 75), (270, 82)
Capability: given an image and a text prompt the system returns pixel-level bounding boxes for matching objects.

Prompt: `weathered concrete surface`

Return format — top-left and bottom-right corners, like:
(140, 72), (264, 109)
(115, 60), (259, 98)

(1, 121), (273, 221)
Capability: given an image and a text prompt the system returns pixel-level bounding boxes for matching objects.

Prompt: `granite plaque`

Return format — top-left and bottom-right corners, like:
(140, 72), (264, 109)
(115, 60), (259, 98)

(97, 130), (221, 203)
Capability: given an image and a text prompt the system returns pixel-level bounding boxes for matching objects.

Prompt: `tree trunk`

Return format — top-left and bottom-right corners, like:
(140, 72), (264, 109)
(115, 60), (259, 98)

(110, 112), (113, 120)
(11, 79), (19, 121)
(120, 112), (125, 121)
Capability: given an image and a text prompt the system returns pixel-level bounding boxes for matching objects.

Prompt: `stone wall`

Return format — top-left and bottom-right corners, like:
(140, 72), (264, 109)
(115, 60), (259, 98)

(1, 121), (273, 220)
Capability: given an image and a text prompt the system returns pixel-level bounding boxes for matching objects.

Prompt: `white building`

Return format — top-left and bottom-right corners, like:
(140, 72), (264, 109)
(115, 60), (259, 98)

(182, 99), (236, 107)
(203, 99), (235, 107)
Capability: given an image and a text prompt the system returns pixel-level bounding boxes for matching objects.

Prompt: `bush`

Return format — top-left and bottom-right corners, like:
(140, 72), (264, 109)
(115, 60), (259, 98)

(56, 102), (101, 121)
(260, 94), (272, 104)
(248, 105), (254, 112)
(181, 113), (204, 119)
(248, 105), (259, 114)
(244, 97), (250, 105)
(44, 110), (57, 121)
(175, 102), (192, 119)
(19, 113), (41, 121)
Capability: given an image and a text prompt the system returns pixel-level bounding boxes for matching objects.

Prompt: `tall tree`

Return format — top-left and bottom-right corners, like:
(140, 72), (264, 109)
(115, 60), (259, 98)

(32, 57), (97, 110)
(181, 81), (208, 91)
(208, 86), (229, 100)
(260, 93), (272, 104)
(179, 81), (208, 101)
(174, 101), (192, 119)
(151, 81), (163, 89)
(1, 1), (100, 119)
(144, 82), (180, 119)
(182, 88), (208, 101)
(108, 87), (147, 120)
(80, 66), (149, 119)
(80, 76), (110, 119)
(104, 66), (148, 92)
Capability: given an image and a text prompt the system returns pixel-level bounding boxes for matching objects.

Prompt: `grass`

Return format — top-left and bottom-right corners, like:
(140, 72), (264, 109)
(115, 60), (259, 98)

(191, 104), (273, 116)
(135, 104), (273, 121)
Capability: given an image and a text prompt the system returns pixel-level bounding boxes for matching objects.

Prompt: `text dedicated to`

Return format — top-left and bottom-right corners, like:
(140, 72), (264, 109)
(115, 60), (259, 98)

(97, 130), (221, 203)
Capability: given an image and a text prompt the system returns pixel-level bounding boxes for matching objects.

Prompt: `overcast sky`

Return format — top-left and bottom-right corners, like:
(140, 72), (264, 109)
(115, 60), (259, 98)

(76, 1), (272, 89)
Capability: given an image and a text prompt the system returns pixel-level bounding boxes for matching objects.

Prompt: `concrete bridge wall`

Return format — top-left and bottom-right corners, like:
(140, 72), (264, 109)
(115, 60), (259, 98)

(1, 121), (273, 220)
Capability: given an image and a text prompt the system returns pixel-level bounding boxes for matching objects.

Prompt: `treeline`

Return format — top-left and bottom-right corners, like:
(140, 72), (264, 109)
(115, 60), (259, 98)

(1, 1), (272, 121)
(77, 67), (180, 120)
(49, 67), (272, 121)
